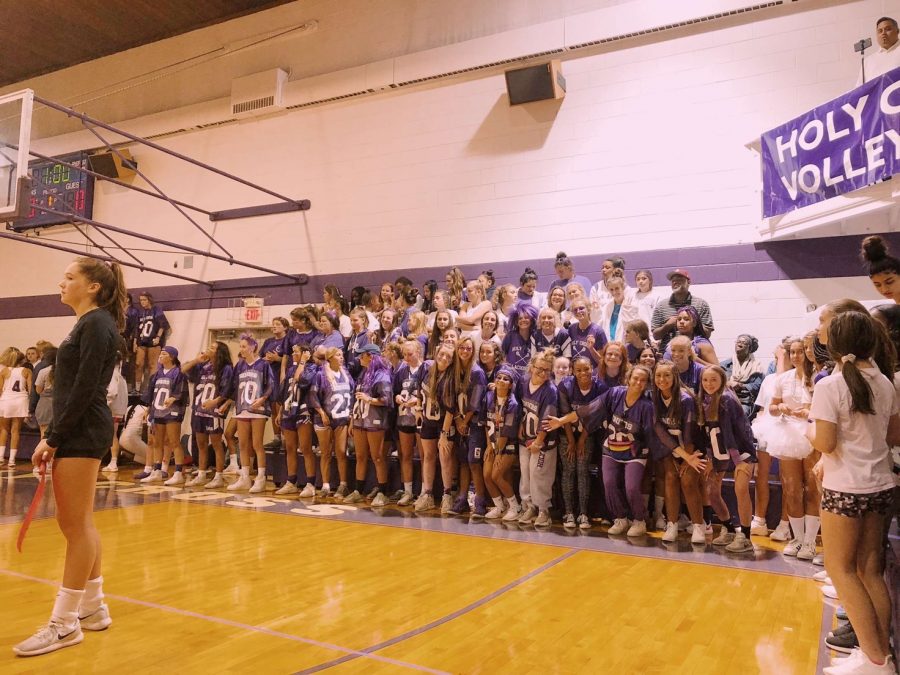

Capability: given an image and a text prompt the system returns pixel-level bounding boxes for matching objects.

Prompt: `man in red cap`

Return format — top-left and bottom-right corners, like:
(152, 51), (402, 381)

(650, 268), (714, 352)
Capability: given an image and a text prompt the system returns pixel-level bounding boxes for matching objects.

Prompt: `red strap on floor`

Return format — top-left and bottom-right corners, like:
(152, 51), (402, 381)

(17, 461), (47, 553)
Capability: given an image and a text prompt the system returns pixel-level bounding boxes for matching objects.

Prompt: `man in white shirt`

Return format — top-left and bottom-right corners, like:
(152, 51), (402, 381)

(857, 16), (900, 86)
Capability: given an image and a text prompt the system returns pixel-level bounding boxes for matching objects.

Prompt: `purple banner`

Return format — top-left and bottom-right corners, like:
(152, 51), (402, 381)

(760, 66), (900, 218)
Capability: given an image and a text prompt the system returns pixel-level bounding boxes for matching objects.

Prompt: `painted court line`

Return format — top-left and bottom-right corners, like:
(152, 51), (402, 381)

(0, 568), (448, 675)
(296, 548), (579, 673)
(816, 601), (837, 675)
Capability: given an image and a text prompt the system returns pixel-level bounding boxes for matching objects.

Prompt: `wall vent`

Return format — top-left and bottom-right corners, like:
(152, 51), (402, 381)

(230, 69), (287, 118)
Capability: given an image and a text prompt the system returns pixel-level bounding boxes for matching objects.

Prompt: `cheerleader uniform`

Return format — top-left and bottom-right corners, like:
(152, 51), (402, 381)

(751, 369), (812, 460)
(0, 366), (29, 418)
(231, 358), (275, 419)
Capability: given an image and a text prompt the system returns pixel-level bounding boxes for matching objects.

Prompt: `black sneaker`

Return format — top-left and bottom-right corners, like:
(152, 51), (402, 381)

(829, 622), (854, 638)
(825, 628), (858, 653)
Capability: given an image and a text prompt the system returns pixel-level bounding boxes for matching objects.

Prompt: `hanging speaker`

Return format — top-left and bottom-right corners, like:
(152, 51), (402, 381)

(88, 149), (137, 180)
(504, 60), (566, 106)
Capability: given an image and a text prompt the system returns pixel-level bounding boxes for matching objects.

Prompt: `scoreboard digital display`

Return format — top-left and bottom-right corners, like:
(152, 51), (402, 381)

(8, 151), (95, 231)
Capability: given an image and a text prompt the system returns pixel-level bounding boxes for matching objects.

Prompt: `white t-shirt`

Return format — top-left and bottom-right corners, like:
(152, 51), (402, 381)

(809, 366), (898, 494)
(857, 40), (900, 86)
(773, 369), (812, 411)
(754, 372), (778, 411)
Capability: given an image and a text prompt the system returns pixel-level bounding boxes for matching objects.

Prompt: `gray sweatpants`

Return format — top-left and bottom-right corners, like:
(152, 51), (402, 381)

(519, 444), (557, 510)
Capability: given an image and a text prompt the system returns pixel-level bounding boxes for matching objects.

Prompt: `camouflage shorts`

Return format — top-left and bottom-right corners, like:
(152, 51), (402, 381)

(821, 487), (893, 518)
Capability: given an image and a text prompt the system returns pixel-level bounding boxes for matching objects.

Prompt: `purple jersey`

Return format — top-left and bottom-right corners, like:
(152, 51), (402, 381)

(393, 362), (424, 428)
(136, 306), (169, 347)
(532, 329), (571, 358)
(148, 366), (187, 422)
(458, 363), (488, 426)
(558, 375), (608, 436)
(285, 328), (319, 351)
(567, 322), (608, 366)
(260, 337), (286, 382)
(626, 343), (642, 364)
(231, 358), (275, 417)
(678, 361), (705, 393)
(600, 386), (654, 463)
(501, 331), (533, 381)
(486, 390), (519, 450)
(309, 367), (355, 425)
(352, 368), (393, 431)
(416, 360), (455, 429)
(312, 330), (345, 351)
(701, 391), (757, 468)
(125, 305), (140, 341)
(650, 390), (696, 461)
(280, 362), (317, 422)
(519, 379), (559, 447)
(189, 362), (233, 418)
(345, 331), (371, 380)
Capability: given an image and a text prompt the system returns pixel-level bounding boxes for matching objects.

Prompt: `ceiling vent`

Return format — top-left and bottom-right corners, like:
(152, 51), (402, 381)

(231, 68), (288, 118)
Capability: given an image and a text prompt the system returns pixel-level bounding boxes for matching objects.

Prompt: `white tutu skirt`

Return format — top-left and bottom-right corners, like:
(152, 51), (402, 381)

(752, 414), (812, 459)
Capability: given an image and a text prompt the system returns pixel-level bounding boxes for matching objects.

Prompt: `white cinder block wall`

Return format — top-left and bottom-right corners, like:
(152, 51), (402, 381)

(0, 0), (893, 366)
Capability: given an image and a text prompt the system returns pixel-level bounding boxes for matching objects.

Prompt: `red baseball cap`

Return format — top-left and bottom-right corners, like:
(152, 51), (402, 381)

(666, 268), (691, 281)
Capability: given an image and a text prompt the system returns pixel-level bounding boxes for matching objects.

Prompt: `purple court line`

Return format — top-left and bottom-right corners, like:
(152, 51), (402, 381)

(294, 548), (579, 674)
(816, 601), (838, 675)
(0, 568), (449, 675)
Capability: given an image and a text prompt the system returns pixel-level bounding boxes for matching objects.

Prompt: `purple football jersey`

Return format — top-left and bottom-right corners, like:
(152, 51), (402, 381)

(231, 358), (275, 417)
(701, 391), (757, 467)
(501, 331), (533, 381)
(650, 390), (696, 460)
(189, 362), (233, 418)
(519, 379), (559, 447)
(486, 390), (520, 449)
(558, 375), (608, 436)
(352, 368), (393, 431)
(148, 366), (187, 421)
(136, 306), (169, 347)
(601, 386), (654, 462)
(567, 322), (608, 366)
(393, 362), (424, 428)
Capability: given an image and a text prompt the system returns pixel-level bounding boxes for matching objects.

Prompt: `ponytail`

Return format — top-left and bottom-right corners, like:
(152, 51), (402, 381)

(76, 257), (127, 330)
(827, 311), (876, 415)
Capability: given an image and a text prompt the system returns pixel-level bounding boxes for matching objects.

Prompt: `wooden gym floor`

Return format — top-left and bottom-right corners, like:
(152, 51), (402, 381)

(0, 468), (837, 674)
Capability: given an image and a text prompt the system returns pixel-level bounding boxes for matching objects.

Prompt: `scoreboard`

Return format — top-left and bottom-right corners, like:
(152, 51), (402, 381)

(8, 151), (95, 231)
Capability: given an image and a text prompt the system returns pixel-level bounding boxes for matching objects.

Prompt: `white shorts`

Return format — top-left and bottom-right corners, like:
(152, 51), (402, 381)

(0, 396), (28, 419)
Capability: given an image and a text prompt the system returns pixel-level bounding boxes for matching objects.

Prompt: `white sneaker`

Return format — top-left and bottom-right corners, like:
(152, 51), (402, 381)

(486, 505), (504, 519)
(414, 493), (435, 512)
(397, 491), (413, 506)
(275, 482), (299, 495)
(502, 505), (521, 522)
(627, 520), (647, 537)
(79, 604), (112, 631)
(163, 471), (185, 486)
(185, 473), (208, 487)
(13, 621), (83, 656)
(249, 477), (266, 494)
(824, 650), (866, 675)
(812, 569), (831, 583)
(440, 494), (453, 514)
(227, 476), (251, 491)
(662, 521), (679, 542)
(691, 523), (707, 544)
(750, 516), (768, 536)
(578, 514), (591, 530)
(725, 531), (754, 553)
(821, 585), (839, 600)
(223, 463), (240, 475)
(298, 484), (316, 498)
(140, 469), (163, 484)
(797, 542), (817, 561)
(608, 518), (630, 535)
(518, 504), (538, 524)
(770, 521), (791, 542)
(205, 474), (225, 489)
(782, 539), (803, 557)
(563, 513), (576, 529)
(101, 463), (118, 473)
(534, 510), (551, 527)
(372, 492), (388, 507)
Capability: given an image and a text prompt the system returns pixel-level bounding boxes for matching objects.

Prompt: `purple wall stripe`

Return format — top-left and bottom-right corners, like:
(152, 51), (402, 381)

(2, 232), (895, 320)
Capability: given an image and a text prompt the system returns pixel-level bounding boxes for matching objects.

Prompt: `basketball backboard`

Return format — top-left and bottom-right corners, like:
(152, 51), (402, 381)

(0, 89), (33, 221)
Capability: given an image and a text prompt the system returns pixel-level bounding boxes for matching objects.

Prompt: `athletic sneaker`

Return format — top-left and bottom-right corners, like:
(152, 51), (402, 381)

(185, 474), (209, 487)
(563, 513), (576, 529)
(662, 522), (679, 542)
(782, 539), (803, 557)
(829, 622), (855, 639)
(226, 476), (251, 491)
(750, 516), (768, 536)
(101, 463), (118, 473)
(813, 569), (831, 583)
(534, 510), (551, 527)
(705, 522), (713, 536)
(79, 604), (112, 631)
(577, 514), (591, 530)
(518, 504), (538, 524)
(334, 484), (350, 501)
(274, 482), (299, 495)
(140, 469), (164, 484)
(223, 463), (240, 475)
(448, 496), (469, 516)
(298, 484), (316, 498)
(366, 486), (379, 501)
(472, 497), (487, 519)
(414, 493), (435, 512)
(627, 520), (647, 537)
(691, 523), (707, 544)
(440, 494), (453, 514)
(371, 492), (388, 507)
(822, 585), (839, 600)
(486, 505), (504, 520)
(133, 469), (152, 480)
(397, 491), (413, 507)
(501, 504), (521, 522)
(813, 553), (825, 566)
(836, 607), (848, 621)
(825, 651), (894, 675)
(389, 489), (406, 503)
(825, 628), (858, 654)
(249, 478), (266, 494)
(770, 521), (791, 541)
(725, 532), (754, 553)
(712, 529), (735, 546)
(607, 518), (630, 535)
(797, 542), (817, 561)
(205, 474), (226, 489)
(163, 471), (185, 486)
(316, 487), (331, 499)
(13, 622), (83, 656)
(343, 490), (364, 504)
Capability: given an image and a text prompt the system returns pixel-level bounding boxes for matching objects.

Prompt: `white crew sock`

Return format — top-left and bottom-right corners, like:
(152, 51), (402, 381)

(321, 482), (331, 492)
(789, 516), (805, 541)
(492, 496), (503, 507)
(51, 587), (85, 630)
(196, 469), (207, 478)
(8, 448), (16, 462)
(143, 464), (152, 472)
(240, 466), (250, 479)
(229, 453), (238, 466)
(80, 576), (105, 616)
(0, 445), (6, 460)
(804, 515), (821, 546)
(507, 496), (519, 510)
(256, 468), (265, 479)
